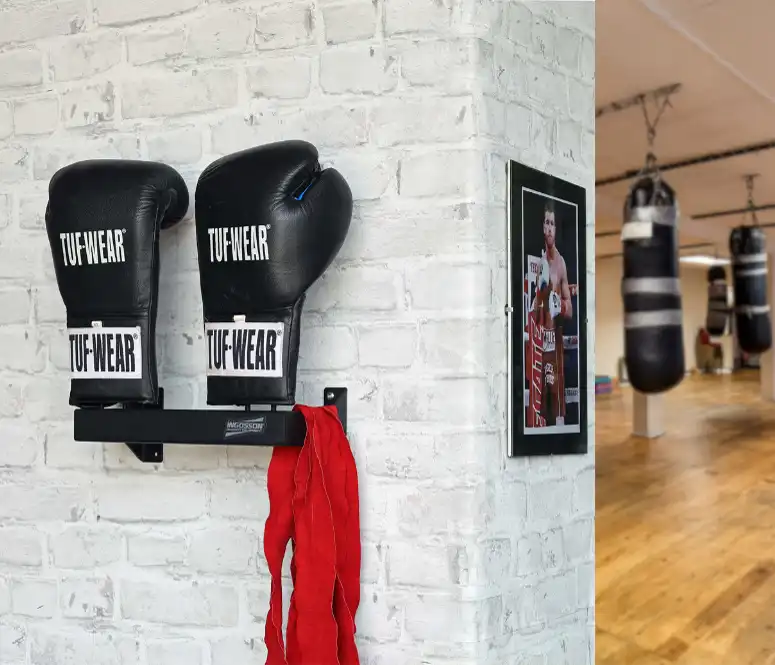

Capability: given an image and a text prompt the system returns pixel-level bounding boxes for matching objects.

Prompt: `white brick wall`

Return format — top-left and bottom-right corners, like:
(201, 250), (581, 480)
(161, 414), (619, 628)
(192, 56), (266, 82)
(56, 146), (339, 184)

(0, 0), (594, 663)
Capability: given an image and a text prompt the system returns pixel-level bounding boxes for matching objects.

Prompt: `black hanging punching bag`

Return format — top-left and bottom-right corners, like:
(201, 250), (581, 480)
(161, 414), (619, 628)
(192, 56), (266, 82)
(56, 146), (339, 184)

(621, 175), (685, 393)
(729, 226), (772, 353)
(705, 265), (729, 337)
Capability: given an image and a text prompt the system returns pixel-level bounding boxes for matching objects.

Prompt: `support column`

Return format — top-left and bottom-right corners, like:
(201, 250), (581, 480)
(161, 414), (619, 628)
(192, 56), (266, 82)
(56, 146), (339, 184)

(760, 251), (775, 400)
(632, 390), (665, 438)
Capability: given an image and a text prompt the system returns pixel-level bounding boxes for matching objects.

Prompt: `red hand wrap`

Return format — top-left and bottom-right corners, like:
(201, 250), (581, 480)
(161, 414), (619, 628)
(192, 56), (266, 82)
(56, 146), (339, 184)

(264, 404), (361, 665)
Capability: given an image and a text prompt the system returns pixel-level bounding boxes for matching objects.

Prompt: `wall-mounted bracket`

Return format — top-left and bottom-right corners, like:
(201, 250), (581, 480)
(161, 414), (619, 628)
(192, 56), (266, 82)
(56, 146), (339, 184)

(73, 387), (348, 464)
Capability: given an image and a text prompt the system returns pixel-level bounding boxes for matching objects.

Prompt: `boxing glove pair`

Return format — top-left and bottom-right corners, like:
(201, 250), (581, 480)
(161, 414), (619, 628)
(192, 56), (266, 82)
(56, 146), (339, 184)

(44, 141), (352, 409)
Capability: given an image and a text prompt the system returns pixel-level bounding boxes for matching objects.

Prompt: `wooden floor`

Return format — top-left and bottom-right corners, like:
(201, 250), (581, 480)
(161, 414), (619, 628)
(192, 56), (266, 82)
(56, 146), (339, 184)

(596, 370), (775, 665)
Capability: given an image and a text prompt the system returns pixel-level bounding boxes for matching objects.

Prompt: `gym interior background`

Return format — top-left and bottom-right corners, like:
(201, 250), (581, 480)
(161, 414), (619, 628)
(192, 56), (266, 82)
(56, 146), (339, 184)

(0, 2), (595, 665)
(597, 0), (775, 663)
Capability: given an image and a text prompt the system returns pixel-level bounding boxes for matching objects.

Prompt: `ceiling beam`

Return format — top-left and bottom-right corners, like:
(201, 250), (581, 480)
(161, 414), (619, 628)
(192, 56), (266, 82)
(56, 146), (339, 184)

(595, 83), (682, 120)
(596, 139), (775, 187)
(597, 242), (714, 261)
(692, 203), (775, 220)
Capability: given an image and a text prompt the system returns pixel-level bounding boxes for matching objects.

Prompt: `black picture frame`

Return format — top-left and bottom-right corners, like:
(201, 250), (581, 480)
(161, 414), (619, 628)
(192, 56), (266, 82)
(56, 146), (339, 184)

(507, 160), (589, 457)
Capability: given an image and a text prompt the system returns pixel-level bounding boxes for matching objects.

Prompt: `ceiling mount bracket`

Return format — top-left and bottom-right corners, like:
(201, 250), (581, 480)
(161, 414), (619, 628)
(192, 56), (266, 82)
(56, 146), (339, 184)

(595, 83), (682, 120)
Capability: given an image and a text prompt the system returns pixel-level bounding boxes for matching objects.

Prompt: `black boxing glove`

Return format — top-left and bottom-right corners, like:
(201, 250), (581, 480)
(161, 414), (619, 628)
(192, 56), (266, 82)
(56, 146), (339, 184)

(45, 160), (189, 408)
(195, 140), (352, 406)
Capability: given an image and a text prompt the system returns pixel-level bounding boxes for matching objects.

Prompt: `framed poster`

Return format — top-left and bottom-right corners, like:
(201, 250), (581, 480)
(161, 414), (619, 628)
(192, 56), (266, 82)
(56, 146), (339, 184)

(506, 160), (588, 457)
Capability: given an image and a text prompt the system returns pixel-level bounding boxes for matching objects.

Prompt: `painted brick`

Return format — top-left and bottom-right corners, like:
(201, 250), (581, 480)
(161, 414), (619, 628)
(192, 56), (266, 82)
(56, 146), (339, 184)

(325, 150), (396, 201)
(29, 629), (140, 665)
(0, 103), (11, 140)
(147, 127), (202, 165)
(51, 527), (122, 569)
(93, 0), (200, 26)
(0, 420), (39, 468)
(147, 639), (204, 665)
(122, 69), (238, 119)
(404, 594), (501, 642)
(322, 3), (377, 44)
(59, 577), (114, 619)
(372, 96), (474, 147)
(0, 146), (31, 183)
(0, 1), (87, 46)
(188, 525), (260, 574)
(306, 265), (402, 312)
(14, 95), (59, 136)
(383, 377), (493, 426)
(400, 39), (478, 92)
(564, 518), (594, 564)
(574, 467), (595, 516)
(338, 202), (488, 261)
(210, 478), (270, 522)
(0, 382), (23, 418)
(121, 580), (239, 627)
(245, 584), (270, 622)
(0, 195), (9, 229)
(0, 50), (44, 89)
(354, 588), (402, 641)
(210, 105), (369, 154)
(256, 4), (314, 50)
(96, 478), (206, 522)
(61, 82), (116, 128)
(388, 540), (461, 588)
(397, 484), (488, 537)
(11, 579), (57, 617)
(0, 327), (46, 373)
(246, 57), (312, 99)
(405, 262), (491, 311)
(32, 134), (140, 180)
(0, 286), (32, 325)
(187, 8), (255, 59)
(384, 0), (453, 36)
(0, 527), (44, 567)
(418, 318), (491, 373)
(0, 579), (9, 615)
(211, 637), (266, 665)
(49, 32), (123, 82)
(126, 27), (187, 65)
(320, 45), (398, 94)
(0, 486), (88, 522)
(0, 621), (25, 662)
(127, 532), (187, 567)
(358, 325), (416, 368)
(298, 325), (358, 370)
(580, 35), (595, 82)
(399, 150), (485, 198)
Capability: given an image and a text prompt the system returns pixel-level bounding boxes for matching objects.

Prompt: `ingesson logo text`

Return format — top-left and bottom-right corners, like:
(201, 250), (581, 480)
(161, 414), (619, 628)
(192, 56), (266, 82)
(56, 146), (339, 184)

(224, 417), (267, 439)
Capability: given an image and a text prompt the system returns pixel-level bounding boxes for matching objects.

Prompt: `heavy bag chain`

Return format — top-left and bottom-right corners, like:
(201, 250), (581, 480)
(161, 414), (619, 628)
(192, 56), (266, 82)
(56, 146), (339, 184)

(636, 92), (674, 203)
(743, 174), (761, 228)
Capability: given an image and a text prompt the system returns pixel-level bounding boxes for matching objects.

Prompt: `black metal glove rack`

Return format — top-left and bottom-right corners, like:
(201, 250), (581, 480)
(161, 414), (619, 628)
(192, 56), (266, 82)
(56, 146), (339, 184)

(73, 387), (348, 464)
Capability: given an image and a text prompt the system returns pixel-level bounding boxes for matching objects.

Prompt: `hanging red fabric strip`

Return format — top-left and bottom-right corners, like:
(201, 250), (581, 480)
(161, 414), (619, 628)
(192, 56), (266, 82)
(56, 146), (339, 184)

(264, 404), (361, 665)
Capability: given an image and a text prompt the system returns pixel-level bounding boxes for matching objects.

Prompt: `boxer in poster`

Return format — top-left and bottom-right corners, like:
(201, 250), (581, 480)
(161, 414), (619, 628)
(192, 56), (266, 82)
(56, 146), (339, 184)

(523, 190), (580, 434)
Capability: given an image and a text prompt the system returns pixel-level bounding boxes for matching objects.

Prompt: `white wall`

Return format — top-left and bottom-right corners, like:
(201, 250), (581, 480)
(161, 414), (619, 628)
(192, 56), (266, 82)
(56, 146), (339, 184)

(595, 258), (711, 378)
(0, 1), (594, 664)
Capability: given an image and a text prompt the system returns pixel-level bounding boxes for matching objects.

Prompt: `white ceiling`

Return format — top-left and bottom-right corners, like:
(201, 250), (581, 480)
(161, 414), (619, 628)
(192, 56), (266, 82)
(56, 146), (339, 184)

(596, 0), (775, 260)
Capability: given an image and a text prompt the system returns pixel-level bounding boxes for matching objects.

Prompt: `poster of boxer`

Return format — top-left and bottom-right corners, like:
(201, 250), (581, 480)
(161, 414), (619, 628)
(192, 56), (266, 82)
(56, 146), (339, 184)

(507, 160), (588, 457)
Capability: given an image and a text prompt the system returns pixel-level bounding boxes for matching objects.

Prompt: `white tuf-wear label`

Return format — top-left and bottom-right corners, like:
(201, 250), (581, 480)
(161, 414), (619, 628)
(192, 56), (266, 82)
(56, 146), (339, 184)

(206, 321), (284, 377)
(68, 326), (142, 379)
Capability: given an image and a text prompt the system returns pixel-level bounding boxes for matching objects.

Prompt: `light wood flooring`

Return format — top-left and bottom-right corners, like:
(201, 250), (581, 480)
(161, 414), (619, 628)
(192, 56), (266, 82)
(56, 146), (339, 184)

(596, 370), (775, 664)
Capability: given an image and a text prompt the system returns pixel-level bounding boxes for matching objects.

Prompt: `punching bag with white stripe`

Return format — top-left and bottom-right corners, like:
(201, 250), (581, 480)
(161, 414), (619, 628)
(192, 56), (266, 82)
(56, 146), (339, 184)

(621, 175), (685, 393)
(729, 226), (772, 354)
(705, 265), (729, 337)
